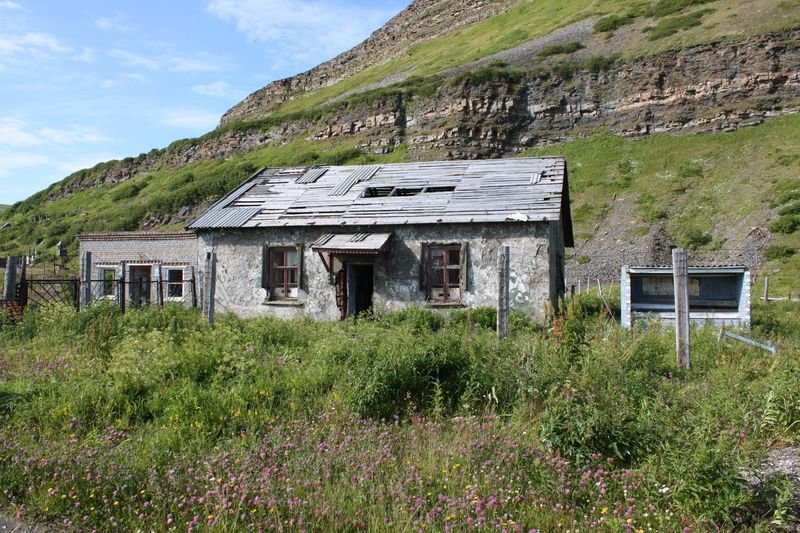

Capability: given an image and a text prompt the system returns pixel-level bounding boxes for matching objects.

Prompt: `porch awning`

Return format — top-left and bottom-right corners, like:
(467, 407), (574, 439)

(311, 233), (392, 255)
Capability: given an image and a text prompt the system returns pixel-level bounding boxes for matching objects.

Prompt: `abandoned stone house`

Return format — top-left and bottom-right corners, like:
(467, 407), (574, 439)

(186, 157), (573, 321)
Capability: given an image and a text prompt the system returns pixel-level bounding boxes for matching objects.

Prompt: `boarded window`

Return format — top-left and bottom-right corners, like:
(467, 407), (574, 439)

(263, 245), (303, 300)
(167, 269), (184, 298)
(426, 244), (464, 303)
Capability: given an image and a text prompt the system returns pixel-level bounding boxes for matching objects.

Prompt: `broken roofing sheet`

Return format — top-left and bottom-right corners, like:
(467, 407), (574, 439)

(188, 157), (570, 238)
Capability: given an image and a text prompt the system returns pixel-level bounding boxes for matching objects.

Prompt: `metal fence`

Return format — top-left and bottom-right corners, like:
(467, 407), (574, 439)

(13, 275), (197, 313)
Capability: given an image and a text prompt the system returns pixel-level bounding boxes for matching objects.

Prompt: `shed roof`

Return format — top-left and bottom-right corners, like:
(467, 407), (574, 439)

(188, 157), (573, 246)
(626, 265), (748, 275)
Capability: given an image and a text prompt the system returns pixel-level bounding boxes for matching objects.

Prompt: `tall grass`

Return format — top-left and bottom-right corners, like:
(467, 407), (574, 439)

(1, 299), (798, 529)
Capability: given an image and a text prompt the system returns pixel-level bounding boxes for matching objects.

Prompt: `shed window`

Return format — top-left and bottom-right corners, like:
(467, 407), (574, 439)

(263, 245), (303, 300)
(101, 268), (115, 297)
(166, 269), (184, 298)
(424, 244), (467, 303)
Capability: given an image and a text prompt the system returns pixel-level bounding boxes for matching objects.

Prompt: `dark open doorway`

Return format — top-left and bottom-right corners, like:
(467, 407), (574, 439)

(130, 265), (151, 306)
(347, 264), (373, 317)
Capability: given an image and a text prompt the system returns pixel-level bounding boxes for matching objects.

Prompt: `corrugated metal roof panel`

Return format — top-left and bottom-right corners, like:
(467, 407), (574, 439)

(296, 167), (328, 184)
(311, 232), (392, 254)
(188, 207), (261, 229)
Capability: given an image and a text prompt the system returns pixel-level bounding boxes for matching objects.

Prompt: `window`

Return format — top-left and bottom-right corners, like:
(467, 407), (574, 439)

(263, 245), (303, 300)
(423, 243), (467, 304)
(166, 269), (184, 298)
(101, 268), (115, 297)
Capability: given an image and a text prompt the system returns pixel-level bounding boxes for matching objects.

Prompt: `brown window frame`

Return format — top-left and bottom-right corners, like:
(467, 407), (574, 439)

(264, 246), (301, 301)
(427, 244), (462, 303)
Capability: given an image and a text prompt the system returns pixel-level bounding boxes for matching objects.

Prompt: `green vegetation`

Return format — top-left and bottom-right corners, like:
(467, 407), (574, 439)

(645, 8), (716, 40)
(522, 113), (800, 292)
(586, 53), (620, 74)
(0, 299), (798, 530)
(449, 61), (523, 87)
(593, 12), (638, 33)
(537, 41), (585, 57)
(646, 0), (719, 18)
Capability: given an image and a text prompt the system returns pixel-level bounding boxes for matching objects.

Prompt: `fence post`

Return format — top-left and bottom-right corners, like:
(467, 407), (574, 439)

(763, 276), (769, 302)
(497, 245), (510, 339)
(118, 261), (126, 313)
(672, 248), (690, 369)
(156, 265), (164, 307)
(204, 252), (217, 325)
(3, 256), (17, 301)
(80, 251), (92, 310)
(187, 266), (197, 308)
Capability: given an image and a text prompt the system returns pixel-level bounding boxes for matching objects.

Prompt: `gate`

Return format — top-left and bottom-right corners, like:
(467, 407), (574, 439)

(17, 278), (80, 311)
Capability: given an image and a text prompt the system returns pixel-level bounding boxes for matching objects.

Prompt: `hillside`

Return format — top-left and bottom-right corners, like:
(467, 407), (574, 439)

(0, 0), (798, 287)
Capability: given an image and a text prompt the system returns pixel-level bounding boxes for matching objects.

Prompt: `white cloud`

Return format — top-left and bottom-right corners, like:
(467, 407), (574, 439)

(162, 109), (220, 129)
(206, 0), (398, 69)
(0, 1), (22, 10)
(192, 80), (239, 98)
(95, 14), (135, 33)
(108, 48), (224, 72)
(0, 117), (107, 147)
(0, 32), (68, 57)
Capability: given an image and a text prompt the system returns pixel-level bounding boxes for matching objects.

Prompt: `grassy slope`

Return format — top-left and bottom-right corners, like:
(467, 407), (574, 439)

(269, 0), (800, 117)
(522, 113), (800, 294)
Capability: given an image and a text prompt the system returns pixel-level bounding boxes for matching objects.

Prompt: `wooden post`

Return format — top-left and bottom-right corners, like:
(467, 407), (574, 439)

(118, 261), (126, 313)
(205, 252), (217, 325)
(763, 276), (769, 302)
(577, 279), (581, 294)
(3, 257), (17, 301)
(80, 252), (92, 310)
(156, 265), (164, 307)
(497, 245), (510, 339)
(672, 248), (690, 369)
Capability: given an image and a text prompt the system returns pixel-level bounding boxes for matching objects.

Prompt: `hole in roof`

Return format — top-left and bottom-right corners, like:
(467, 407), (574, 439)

(424, 186), (456, 193)
(392, 188), (423, 197)
(363, 186), (394, 198)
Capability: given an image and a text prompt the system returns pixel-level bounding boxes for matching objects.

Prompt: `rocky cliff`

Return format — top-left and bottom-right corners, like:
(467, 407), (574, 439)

(220, 0), (518, 124)
(54, 28), (798, 202)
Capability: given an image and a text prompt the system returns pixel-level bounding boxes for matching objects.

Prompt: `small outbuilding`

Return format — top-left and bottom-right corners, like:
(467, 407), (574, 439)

(78, 231), (199, 308)
(620, 264), (750, 329)
(188, 157), (573, 321)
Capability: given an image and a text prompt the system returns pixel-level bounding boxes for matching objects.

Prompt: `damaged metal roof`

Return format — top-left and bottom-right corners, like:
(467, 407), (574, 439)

(188, 157), (573, 246)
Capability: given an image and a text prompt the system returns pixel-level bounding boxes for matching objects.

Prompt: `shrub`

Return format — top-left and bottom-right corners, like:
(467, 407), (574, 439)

(586, 54), (619, 74)
(537, 41), (585, 57)
(593, 13), (638, 33)
(763, 244), (795, 260)
(778, 201), (800, 216)
(646, 0), (717, 18)
(645, 9), (715, 40)
(551, 61), (579, 81)
(769, 214), (800, 234)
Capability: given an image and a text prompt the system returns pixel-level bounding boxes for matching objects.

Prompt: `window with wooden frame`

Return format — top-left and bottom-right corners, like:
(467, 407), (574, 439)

(421, 243), (468, 304)
(262, 244), (303, 301)
(166, 268), (184, 299)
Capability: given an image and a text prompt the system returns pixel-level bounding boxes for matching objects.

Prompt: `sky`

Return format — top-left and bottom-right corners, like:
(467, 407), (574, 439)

(0, 0), (409, 205)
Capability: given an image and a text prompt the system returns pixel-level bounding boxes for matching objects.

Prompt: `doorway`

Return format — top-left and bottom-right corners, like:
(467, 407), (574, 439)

(130, 265), (151, 306)
(347, 264), (374, 317)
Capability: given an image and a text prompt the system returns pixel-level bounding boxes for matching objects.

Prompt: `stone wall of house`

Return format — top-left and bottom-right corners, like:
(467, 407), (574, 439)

(198, 221), (559, 321)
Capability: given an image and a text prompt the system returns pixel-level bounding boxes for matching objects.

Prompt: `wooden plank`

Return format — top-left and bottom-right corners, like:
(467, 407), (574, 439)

(673, 248), (690, 369)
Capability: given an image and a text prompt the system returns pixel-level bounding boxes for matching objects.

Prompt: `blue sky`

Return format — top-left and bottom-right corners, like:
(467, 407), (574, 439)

(0, 0), (408, 205)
